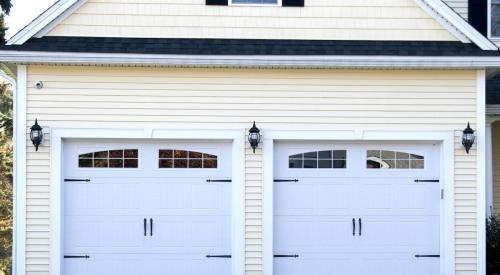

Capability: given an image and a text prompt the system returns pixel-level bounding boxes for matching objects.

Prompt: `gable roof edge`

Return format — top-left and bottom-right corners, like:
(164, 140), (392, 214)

(415, 0), (498, 50)
(6, 0), (86, 45)
(6, 0), (498, 51)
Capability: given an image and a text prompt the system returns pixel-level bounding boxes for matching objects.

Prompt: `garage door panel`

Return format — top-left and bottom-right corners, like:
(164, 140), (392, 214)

(316, 183), (353, 212)
(111, 182), (143, 210)
(151, 182), (187, 210)
(63, 141), (232, 275)
(274, 216), (317, 251)
(274, 142), (440, 275)
(359, 216), (439, 253)
(275, 255), (356, 275)
(395, 183), (440, 212)
(65, 182), (107, 212)
(190, 183), (229, 211)
(274, 183), (315, 215)
(190, 218), (231, 249)
(274, 216), (356, 253)
(63, 259), (88, 275)
(109, 217), (146, 249)
(358, 183), (393, 210)
(64, 217), (107, 250)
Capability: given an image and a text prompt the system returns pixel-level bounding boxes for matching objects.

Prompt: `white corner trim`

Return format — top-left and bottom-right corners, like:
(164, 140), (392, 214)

(13, 65), (26, 275)
(7, 0), (85, 45)
(231, 137), (246, 275)
(414, 0), (498, 51)
(486, 123), (493, 217)
(262, 138), (274, 275)
(50, 128), (246, 275)
(3, 51), (500, 69)
(477, 70), (487, 275)
(262, 130), (456, 275)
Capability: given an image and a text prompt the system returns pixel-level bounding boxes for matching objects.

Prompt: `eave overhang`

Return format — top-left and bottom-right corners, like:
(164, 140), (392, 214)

(2, 50), (500, 69)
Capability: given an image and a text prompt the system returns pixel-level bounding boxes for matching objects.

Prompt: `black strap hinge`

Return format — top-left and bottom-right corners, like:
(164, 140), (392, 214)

(274, 179), (299, 183)
(274, 254), (299, 258)
(64, 255), (90, 259)
(64, 179), (91, 182)
(206, 255), (231, 258)
(206, 179), (232, 183)
(414, 179), (439, 183)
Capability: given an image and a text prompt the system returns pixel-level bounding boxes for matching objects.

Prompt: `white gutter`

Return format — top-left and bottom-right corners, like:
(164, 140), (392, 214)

(1, 50), (500, 68)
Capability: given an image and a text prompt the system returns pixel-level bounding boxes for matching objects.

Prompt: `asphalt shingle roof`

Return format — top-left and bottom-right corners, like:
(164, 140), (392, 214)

(2, 36), (500, 56)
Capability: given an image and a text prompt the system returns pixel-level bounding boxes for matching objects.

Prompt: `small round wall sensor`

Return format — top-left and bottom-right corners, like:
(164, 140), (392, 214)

(34, 81), (44, 89)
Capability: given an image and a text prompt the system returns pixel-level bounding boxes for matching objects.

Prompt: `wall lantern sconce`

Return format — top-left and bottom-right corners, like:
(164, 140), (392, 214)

(462, 122), (475, 154)
(248, 122), (261, 153)
(30, 119), (43, 152)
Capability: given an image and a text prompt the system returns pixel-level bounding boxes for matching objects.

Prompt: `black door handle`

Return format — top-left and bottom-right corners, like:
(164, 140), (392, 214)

(274, 255), (299, 258)
(352, 218), (356, 236)
(206, 255), (232, 258)
(150, 218), (153, 236)
(358, 218), (362, 236)
(144, 218), (147, 236)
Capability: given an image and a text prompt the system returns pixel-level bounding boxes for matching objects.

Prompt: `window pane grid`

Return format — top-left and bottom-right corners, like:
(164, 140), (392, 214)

(79, 149), (138, 168)
(289, 150), (347, 169)
(159, 150), (217, 169)
(367, 150), (424, 169)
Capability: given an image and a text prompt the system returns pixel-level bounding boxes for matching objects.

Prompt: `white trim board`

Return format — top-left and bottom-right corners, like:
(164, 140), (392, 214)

(5, 0), (498, 51)
(413, 0), (497, 50)
(3, 51), (500, 69)
(49, 128), (246, 275)
(262, 130), (456, 275)
(477, 70), (487, 275)
(13, 65), (26, 275)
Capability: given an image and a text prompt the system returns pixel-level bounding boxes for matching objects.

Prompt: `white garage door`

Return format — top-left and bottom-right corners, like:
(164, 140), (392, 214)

(274, 142), (441, 275)
(63, 141), (232, 275)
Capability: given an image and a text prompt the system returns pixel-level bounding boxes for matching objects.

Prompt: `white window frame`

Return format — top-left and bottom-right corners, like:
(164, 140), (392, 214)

(48, 129), (246, 275)
(489, 0), (500, 39)
(229, 0), (281, 6)
(262, 130), (456, 275)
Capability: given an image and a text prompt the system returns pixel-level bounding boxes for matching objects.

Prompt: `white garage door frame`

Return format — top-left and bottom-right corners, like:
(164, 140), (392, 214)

(49, 128), (246, 275)
(262, 130), (456, 275)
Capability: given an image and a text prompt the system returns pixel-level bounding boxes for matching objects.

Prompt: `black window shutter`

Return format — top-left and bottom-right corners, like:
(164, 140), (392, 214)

(282, 0), (304, 7)
(206, 0), (228, 5)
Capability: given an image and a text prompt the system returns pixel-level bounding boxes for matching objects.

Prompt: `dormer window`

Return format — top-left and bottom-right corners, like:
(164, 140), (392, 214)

(491, 0), (500, 37)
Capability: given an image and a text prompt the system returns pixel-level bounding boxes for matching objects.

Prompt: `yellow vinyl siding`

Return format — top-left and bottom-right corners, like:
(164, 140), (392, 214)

(443, 0), (468, 19)
(45, 0), (458, 41)
(492, 122), (500, 216)
(25, 66), (477, 274)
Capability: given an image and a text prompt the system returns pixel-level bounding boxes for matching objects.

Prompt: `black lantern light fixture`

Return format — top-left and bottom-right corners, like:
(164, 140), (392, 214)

(30, 119), (43, 152)
(462, 122), (475, 154)
(248, 122), (261, 153)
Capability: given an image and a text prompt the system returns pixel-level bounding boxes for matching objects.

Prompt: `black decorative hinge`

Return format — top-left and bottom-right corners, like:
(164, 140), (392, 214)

(64, 179), (91, 182)
(414, 179), (439, 183)
(206, 255), (232, 258)
(415, 254), (440, 258)
(206, 179), (232, 183)
(274, 254), (299, 258)
(64, 255), (90, 259)
(274, 179), (299, 183)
